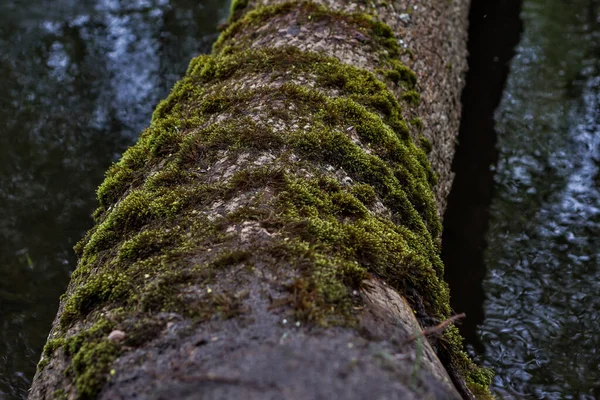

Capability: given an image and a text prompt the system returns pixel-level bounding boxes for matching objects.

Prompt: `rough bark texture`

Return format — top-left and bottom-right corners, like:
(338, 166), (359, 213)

(30, 1), (491, 399)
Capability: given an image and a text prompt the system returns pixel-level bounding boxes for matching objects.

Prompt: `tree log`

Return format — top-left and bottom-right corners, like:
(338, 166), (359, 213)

(30, 0), (492, 399)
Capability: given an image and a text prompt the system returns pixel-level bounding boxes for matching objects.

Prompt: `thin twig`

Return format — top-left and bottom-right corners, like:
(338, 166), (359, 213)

(402, 313), (466, 345)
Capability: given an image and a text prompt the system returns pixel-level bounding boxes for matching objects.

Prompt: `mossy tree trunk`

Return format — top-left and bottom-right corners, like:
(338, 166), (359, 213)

(30, 0), (491, 399)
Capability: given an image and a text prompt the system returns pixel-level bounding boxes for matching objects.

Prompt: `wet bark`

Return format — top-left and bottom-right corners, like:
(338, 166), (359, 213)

(29, 0), (477, 399)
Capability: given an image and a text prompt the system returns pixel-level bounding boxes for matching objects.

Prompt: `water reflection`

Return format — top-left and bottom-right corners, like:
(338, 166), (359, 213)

(0, 0), (228, 397)
(482, 0), (600, 397)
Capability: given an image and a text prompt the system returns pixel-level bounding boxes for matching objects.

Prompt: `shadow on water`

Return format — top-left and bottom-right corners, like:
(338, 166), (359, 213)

(0, 0), (229, 398)
(442, 0), (524, 355)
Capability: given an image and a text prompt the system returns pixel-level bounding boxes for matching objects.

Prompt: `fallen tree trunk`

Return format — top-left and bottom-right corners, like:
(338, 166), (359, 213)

(30, 0), (492, 398)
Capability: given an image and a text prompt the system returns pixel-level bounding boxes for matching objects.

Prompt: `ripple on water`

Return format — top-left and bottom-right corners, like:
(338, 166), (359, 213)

(482, 1), (600, 397)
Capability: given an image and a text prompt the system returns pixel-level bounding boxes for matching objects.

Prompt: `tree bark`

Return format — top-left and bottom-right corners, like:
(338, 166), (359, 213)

(30, 0), (490, 399)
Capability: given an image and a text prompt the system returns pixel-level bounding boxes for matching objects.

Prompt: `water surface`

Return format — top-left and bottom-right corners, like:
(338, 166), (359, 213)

(480, 0), (600, 398)
(0, 1), (229, 397)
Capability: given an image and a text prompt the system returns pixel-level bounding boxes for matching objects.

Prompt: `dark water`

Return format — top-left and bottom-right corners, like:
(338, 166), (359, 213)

(441, 0), (600, 398)
(442, 0), (523, 358)
(0, 1), (229, 397)
(480, 0), (600, 398)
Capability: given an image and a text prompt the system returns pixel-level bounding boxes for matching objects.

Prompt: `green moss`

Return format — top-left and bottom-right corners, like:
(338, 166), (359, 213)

(61, 319), (120, 399)
(229, 0), (250, 22)
(39, 319), (118, 399)
(442, 326), (495, 398)
(72, 339), (119, 399)
(188, 44), (411, 95)
(410, 117), (424, 131)
(60, 272), (130, 329)
(55, 3), (491, 395)
(44, 314), (175, 399)
(64, 42), (443, 331)
(213, 2), (294, 51)
(349, 183), (378, 206)
(212, 250), (251, 268)
(167, 47), (418, 148)
(214, 1), (401, 58)
(37, 337), (67, 371)
(42, 337), (67, 359)
(96, 142), (152, 211)
(402, 90), (421, 106)
(82, 190), (156, 258)
(263, 239), (366, 324)
(166, 48), (439, 236)
(380, 59), (417, 89)
(53, 389), (67, 400)
(418, 135), (432, 155)
(117, 228), (180, 263)
(275, 173), (448, 317)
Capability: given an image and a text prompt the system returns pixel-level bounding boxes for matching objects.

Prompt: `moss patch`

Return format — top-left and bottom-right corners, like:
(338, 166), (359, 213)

(47, 2), (490, 397)
(379, 59), (417, 89)
(40, 319), (117, 399)
(214, 1), (400, 58)
(229, 0), (250, 23)
(442, 326), (495, 398)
